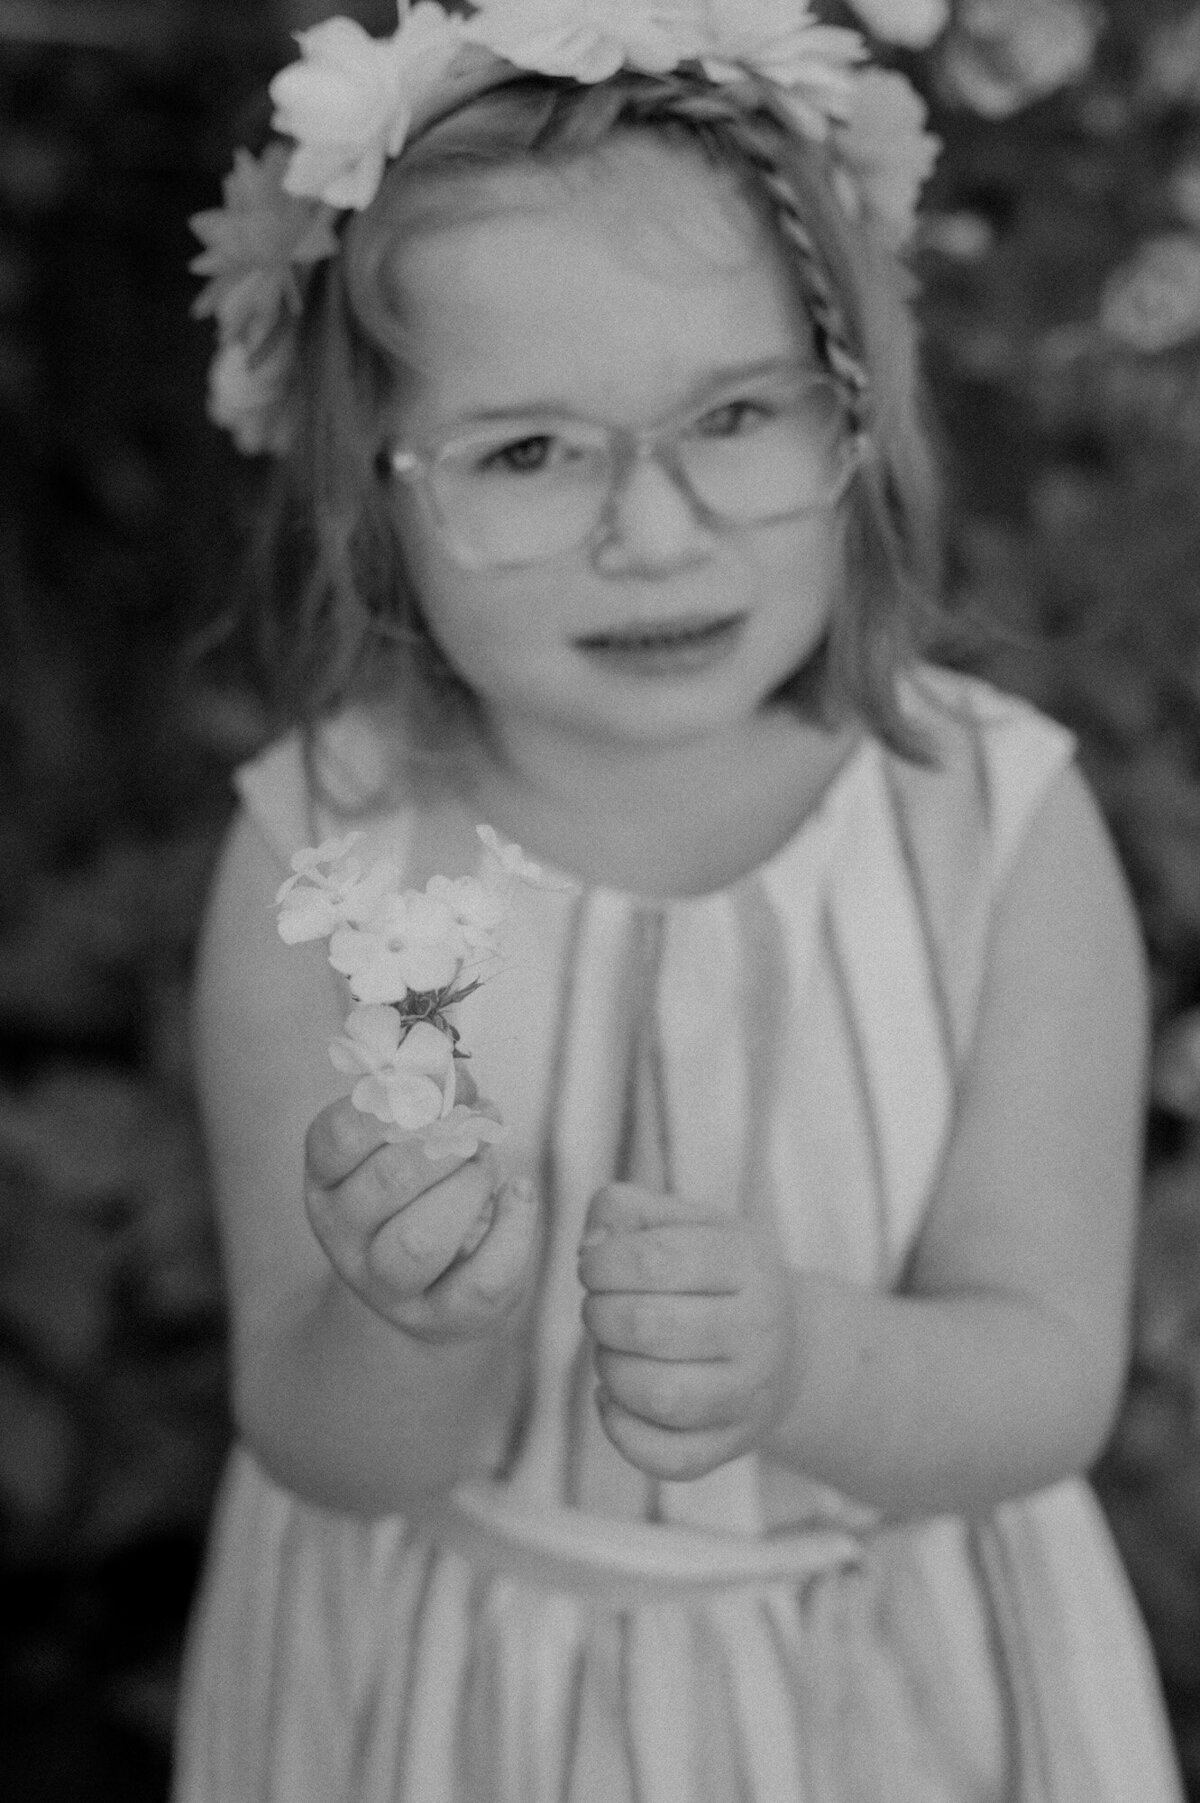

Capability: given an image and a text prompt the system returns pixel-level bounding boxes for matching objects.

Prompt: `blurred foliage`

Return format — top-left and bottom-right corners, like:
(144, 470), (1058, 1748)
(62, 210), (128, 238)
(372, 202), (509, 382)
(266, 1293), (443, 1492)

(4, 0), (1200, 1796)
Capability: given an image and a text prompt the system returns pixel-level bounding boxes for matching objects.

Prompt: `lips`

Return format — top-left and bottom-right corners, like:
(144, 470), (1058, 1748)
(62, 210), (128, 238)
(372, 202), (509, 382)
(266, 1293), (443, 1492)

(573, 611), (749, 680)
(575, 613), (746, 652)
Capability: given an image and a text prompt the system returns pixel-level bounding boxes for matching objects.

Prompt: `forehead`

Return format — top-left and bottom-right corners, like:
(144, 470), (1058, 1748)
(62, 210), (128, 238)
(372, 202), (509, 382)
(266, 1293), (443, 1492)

(387, 134), (813, 423)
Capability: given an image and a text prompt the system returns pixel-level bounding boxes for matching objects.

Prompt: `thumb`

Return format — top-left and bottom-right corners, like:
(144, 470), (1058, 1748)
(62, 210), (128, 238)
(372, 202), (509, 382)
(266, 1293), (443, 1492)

(582, 1181), (687, 1244)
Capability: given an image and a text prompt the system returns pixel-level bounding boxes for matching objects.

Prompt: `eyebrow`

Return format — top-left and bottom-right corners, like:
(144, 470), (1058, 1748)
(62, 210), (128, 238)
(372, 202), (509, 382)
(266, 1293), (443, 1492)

(443, 356), (813, 427)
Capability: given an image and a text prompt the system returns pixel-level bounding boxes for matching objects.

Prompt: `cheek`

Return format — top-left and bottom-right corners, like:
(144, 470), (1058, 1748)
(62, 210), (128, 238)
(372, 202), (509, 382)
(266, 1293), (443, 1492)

(746, 516), (845, 624)
(406, 555), (542, 696)
(398, 502), (560, 679)
(392, 510), (487, 668)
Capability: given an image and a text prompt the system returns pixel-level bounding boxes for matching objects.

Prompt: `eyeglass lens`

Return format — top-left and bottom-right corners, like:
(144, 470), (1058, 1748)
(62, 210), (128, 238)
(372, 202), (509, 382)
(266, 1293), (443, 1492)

(401, 375), (857, 570)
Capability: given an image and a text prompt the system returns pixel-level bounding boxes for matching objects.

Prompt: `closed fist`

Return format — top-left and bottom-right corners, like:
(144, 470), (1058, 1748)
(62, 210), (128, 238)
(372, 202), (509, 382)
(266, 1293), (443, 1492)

(577, 1183), (799, 1481)
(304, 1094), (538, 1342)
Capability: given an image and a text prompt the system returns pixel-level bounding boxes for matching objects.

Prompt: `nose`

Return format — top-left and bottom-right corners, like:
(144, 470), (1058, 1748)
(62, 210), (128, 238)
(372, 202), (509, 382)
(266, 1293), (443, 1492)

(591, 446), (712, 577)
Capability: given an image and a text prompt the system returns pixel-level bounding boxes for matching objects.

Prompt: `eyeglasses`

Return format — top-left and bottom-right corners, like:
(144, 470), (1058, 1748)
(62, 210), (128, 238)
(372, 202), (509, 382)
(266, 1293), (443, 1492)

(386, 366), (866, 571)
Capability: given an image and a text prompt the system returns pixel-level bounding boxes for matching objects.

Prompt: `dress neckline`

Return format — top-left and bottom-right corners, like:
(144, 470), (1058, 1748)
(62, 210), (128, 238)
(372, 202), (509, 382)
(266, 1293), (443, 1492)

(539, 732), (878, 909)
(314, 709), (879, 909)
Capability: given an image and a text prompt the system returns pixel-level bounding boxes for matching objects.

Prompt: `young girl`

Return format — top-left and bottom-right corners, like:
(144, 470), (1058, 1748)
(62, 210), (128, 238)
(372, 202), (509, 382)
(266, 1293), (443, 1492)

(177, 3), (1185, 1797)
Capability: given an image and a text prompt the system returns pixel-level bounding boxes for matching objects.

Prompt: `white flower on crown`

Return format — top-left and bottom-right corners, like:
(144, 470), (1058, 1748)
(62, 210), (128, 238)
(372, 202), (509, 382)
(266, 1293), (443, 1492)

(259, 0), (941, 224)
(841, 0), (949, 51)
(834, 68), (941, 247)
(692, 0), (866, 139)
(270, 0), (465, 209)
(207, 338), (293, 458)
(462, 0), (704, 82)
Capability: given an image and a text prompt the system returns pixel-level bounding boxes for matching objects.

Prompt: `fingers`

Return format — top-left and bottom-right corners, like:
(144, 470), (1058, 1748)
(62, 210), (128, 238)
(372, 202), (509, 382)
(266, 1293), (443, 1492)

(306, 1096), (490, 1248)
(581, 1289), (736, 1361)
(582, 1182), (719, 1241)
(578, 1219), (746, 1296)
(308, 1095), (481, 1202)
(592, 1347), (742, 1431)
(594, 1391), (746, 1483)
(579, 1186), (744, 1296)
(577, 1193), (797, 1481)
(306, 1095), (391, 1187)
(305, 1138), (456, 1265)
(446, 1177), (538, 1307)
(365, 1157), (496, 1299)
(387, 1178), (540, 1343)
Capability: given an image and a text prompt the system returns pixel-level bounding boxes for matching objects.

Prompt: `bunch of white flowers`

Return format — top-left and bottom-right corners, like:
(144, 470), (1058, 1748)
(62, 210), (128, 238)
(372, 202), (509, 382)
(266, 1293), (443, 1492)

(276, 824), (566, 1158)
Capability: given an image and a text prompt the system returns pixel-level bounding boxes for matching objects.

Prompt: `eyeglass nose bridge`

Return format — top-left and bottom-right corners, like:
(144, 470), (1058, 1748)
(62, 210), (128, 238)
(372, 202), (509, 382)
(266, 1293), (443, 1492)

(595, 419), (724, 539)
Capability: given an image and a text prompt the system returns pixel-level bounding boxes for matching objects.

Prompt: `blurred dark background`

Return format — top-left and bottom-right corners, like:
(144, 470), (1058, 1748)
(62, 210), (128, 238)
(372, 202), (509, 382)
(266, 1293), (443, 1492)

(5, 0), (1200, 1796)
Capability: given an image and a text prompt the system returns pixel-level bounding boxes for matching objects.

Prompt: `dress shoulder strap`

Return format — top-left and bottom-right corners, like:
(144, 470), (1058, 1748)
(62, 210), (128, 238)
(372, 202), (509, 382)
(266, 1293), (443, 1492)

(233, 734), (312, 868)
(233, 711), (414, 869)
(877, 668), (1077, 1062)
(944, 670), (1077, 886)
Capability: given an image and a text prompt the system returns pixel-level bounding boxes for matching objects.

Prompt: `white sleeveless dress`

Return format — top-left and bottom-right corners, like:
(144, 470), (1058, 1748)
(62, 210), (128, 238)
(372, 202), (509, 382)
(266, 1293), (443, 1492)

(172, 669), (1183, 1803)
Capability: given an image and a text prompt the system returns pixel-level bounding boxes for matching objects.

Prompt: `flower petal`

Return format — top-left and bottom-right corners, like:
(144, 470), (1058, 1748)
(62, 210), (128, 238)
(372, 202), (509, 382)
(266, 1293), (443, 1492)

(835, 68), (940, 248)
(462, 0), (693, 81)
(277, 887), (338, 943)
(396, 1020), (456, 1078)
(350, 1073), (410, 1124)
(270, 3), (463, 210)
(347, 953), (425, 1005)
(380, 1067), (450, 1129)
(409, 1106), (510, 1160)
(346, 1003), (404, 1061)
(395, 942), (464, 993)
(842, 0), (948, 50)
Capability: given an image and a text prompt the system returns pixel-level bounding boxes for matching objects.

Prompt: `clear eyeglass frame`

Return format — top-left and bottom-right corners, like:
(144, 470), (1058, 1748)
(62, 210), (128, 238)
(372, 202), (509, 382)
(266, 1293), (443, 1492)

(385, 366), (870, 573)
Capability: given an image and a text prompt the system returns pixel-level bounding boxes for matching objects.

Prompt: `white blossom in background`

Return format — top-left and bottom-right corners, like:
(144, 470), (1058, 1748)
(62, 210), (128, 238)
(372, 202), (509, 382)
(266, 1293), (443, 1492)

(941, 0), (1100, 118)
(1100, 235), (1200, 356)
(1170, 163), (1200, 231)
(1140, 9), (1200, 112)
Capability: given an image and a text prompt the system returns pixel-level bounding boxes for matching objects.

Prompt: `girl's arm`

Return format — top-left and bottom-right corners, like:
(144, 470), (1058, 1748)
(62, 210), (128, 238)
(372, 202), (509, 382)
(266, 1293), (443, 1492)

(776, 759), (1148, 1515)
(582, 762), (1149, 1518)
(193, 810), (532, 1518)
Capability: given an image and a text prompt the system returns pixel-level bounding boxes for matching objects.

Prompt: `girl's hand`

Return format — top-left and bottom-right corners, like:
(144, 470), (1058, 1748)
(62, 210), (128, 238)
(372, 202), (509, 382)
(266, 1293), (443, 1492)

(578, 1183), (799, 1482)
(304, 1095), (538, 1344)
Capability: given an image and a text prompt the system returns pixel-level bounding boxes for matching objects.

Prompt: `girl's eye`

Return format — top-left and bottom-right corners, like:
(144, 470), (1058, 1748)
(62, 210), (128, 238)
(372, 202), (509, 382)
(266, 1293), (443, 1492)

(693, 398), (774, 438)
(476, 434), (560, 476)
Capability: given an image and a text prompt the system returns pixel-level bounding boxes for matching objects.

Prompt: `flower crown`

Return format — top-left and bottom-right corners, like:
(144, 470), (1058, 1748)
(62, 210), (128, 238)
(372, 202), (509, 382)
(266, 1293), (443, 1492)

(191, 0), (943, 455)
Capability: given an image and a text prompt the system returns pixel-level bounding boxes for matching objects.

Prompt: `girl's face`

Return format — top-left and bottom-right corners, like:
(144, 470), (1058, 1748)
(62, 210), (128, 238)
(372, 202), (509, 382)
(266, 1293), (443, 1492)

(386, 134), (847, 764)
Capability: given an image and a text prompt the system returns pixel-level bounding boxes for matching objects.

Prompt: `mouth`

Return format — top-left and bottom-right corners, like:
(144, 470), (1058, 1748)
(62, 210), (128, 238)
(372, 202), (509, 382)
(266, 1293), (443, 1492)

(574, 613), (747, 669)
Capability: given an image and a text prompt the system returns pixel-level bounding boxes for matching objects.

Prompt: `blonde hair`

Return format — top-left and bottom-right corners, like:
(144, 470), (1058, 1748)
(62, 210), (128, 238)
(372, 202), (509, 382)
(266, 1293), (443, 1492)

(247, 70), (947, 769)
